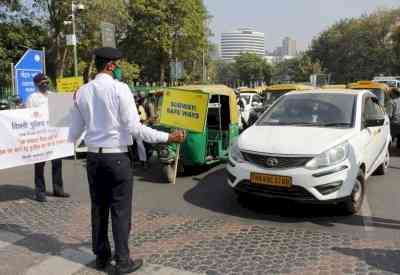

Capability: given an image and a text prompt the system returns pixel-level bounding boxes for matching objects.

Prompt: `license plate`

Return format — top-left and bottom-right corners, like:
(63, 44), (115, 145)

(250, 172), (292, 188)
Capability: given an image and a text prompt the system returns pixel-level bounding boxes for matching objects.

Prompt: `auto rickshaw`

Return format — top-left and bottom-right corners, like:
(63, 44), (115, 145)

(262, 83), (314, 109)
(347, 81), (390, 110)
(321, 84), (347, 90)
(238, 86), (267, 95)
(154, 85), (240, 182)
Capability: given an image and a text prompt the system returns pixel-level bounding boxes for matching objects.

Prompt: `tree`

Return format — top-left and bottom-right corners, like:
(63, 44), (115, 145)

(272, 55), (321, 83)
(213, 60), (237, 85)
(308, 9), (400, 83)
(119, 60), (140, 85)
(0, 17), (48, 87)
(121, 0), (209, 83)
(234, 53), (272, 86)
(31, 0), (131, 80)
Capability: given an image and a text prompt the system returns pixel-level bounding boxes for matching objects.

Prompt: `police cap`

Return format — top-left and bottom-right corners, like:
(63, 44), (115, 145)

(93, 47), (123, 61)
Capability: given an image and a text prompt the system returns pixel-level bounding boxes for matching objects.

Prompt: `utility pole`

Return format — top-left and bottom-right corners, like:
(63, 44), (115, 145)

(202, 49), (206, 83)
(10, 63), (15, 95)
(72, 2), (78, 77)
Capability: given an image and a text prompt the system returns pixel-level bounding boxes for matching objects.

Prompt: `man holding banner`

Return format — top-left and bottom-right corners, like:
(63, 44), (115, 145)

(68, 47), (185, 274)
(26, 73), (70, 202)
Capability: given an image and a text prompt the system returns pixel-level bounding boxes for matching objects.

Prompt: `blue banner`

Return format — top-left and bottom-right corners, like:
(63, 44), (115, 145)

(15, 49), (44, 102)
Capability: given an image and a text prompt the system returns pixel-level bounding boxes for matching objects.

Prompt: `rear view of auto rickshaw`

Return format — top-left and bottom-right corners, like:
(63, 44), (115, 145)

(262, 83), (314, 109)
(347, 81), (390, 110)
(155, 85), (239, 182)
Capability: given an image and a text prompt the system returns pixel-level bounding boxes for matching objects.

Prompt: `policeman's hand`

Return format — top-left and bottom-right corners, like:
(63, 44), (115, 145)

(168, 131), (186, 144)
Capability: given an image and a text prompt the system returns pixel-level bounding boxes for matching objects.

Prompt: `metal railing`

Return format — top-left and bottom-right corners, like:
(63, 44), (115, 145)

(0, 87), (13, 100)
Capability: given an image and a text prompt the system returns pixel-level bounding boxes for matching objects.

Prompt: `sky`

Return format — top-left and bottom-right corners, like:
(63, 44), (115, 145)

(204, 0), (399, 52)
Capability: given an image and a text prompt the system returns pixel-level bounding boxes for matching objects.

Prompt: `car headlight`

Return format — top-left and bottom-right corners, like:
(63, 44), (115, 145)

(230, 140), (245, 163)
(305, 143), (349, 170)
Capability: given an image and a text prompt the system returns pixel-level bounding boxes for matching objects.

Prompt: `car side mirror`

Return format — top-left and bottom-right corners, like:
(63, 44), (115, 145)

(365, 117), (385, 127)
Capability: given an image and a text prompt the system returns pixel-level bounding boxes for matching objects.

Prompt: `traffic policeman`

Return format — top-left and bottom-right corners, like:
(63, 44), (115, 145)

(68, 47), (185, 274)
(26, 73), (70, 202)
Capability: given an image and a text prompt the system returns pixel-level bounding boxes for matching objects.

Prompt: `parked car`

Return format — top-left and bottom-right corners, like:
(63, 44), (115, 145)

(227, 90), (391, 214)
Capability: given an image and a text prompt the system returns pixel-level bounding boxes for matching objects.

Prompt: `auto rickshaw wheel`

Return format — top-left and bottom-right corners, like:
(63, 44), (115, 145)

(162, 163), (175, 183)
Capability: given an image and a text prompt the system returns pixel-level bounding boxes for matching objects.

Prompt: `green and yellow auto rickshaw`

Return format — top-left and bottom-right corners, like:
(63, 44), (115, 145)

(154, 85), (240, 182)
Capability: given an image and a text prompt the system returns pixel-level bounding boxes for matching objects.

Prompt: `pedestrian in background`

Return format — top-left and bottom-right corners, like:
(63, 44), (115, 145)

(26, 73), (70, 202)
(135, 94), (149, 168)
(68, 47), (185, 274)
(390, 88), (400, 148)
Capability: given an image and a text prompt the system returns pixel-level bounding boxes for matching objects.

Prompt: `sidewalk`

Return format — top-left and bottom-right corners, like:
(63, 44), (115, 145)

(0, 196), (399, 274)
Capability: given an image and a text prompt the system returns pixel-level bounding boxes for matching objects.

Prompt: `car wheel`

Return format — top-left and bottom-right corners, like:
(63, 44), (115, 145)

(342, 169), (365, 215)
(374, 148), (390, 176)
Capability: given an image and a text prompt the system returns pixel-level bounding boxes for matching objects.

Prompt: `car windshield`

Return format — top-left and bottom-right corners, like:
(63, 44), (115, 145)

(257, 93), (356, 128)
(263, 91), (288, 106)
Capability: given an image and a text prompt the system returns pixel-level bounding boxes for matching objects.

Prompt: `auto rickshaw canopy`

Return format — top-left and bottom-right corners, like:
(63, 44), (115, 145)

(239, 86), (268, 94)
(265, 83), (314, 92)
(173, 85), (239, 125)
(321, 84), (347, 90)
(347, 81), (390, 93)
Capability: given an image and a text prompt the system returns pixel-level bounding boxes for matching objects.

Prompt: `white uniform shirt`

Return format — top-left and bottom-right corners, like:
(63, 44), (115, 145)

(68, 73), (169, 147)
(25, 91), (51, 109)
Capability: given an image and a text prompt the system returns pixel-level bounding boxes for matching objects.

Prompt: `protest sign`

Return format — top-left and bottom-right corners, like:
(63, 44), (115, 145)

(56, 77), (84, 93)
(160, 89), (209, 133)
(0, 107), (74, 170)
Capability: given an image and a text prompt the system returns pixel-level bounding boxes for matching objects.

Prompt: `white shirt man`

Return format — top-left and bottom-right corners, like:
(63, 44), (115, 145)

(67, 46), (184, 274)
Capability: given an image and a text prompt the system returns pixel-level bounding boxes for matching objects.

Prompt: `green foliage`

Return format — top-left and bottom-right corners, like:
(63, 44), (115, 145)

(0, 18), (48, 87)
(0, 0), (208, 85)
(308, 9), (400, 83)
(121, 0), (209, 82)
(212, 53), (272, 85)
(272, 54), (321, 83)
(119, 60), (140, 84)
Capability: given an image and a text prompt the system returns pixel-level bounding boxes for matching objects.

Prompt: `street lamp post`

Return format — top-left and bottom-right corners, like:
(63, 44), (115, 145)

(71, 2), (78, 77)
(67, 2), (85, 77)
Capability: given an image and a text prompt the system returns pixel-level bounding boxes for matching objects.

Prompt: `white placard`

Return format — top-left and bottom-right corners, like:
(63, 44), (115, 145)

(0, 107), (74, 170)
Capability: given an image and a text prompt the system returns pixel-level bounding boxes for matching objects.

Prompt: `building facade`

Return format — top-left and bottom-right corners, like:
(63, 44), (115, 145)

(282, 37), (297, 57)
(220, 28), (265, 62)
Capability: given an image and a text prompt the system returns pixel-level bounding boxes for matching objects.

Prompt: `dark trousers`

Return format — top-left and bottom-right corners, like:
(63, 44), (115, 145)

(86, 152), (133, 261)
(34, 159), (64, 196)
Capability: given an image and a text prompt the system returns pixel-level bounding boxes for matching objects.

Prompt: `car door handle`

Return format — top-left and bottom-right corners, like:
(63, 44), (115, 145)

(377, 128), (382, 133)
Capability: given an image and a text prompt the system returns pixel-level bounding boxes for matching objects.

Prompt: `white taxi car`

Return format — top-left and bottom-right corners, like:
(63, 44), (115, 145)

(227, 90), (391, 214)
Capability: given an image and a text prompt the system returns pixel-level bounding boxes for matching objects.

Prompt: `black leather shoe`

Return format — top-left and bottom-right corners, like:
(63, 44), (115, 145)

(95, 255), (111, 270)
(35, 194), (47, 202)
(115, 258), (143, 274)
(53, 192), (70, 198)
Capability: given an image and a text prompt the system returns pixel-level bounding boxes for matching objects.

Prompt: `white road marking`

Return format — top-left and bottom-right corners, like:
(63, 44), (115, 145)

(0, 230), (25, 249)
(24, 247), (95, 275)
(361, 195), (375, 232)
